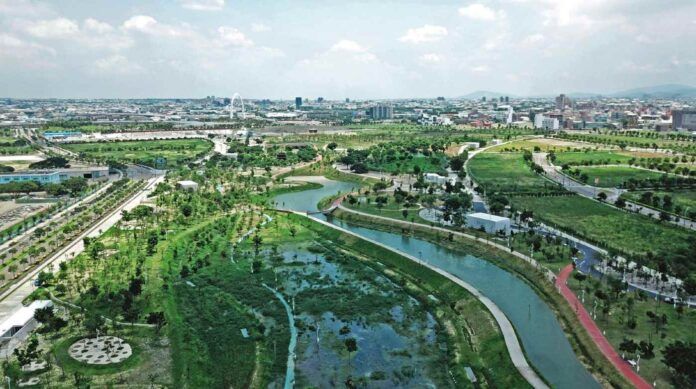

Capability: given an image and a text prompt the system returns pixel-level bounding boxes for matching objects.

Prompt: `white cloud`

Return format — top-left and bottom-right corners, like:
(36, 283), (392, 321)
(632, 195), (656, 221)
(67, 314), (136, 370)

(122, 15), (189, 37)
(84, 18), (113, 34)
(399, 25), (448, 44)
(217, 27), (253, 47)
(521, 33), (545, 46)
(419, 53), (443, 63)
(179, 0), (224, 11)
(471, 65), (490, 73)
(0, 33), (55, 59)
(330, 39), (368, 53)
(251, 23), (270, 33)
(25, 18), (79, 38)
(458, 4), (503, 21)
(94, 55), (143, 74)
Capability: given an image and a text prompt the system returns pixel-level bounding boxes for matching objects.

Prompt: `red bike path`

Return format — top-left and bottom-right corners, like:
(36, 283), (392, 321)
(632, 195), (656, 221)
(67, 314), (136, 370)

(556, 264), (652, 389)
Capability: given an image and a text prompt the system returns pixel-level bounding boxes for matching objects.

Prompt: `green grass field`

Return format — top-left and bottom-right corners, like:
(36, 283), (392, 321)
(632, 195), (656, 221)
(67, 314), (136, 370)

(575, 166), (672, 187)
(468, 152), (562, 194)
(510, 195), (695, 275)
(553, 150), (671, 166)
(63, 139), (212, 167)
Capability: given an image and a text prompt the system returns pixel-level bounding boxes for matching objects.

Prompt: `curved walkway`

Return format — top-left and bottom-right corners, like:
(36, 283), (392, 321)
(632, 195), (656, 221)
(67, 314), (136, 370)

(556, 265), (652, 389)
(262, 284), (296, 389)
(291, 210), (548, 389)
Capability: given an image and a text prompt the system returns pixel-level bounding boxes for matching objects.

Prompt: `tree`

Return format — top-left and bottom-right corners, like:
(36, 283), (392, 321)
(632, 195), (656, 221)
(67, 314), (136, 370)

(449, 155), (465, 171)
(13, 336), (40, 366)
(252, 234), (263, 255)
(36, 270), (54, 287)
(345, 337), (357, 372)
(327, 142), (338, 150)
(614, 198), (626, 208)
(146, 311), (167, 334)
(402, 209), (409, 219)
(289, 226), (297, 238)
(83, 311), (106, 336)
(597, 192), (607, 201)
(180, 203), (193, 218)
(662, 341), (696, 387)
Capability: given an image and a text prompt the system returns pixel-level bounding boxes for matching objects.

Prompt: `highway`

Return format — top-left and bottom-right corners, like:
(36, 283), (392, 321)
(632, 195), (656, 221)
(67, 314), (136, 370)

(0, 175), (163, 320)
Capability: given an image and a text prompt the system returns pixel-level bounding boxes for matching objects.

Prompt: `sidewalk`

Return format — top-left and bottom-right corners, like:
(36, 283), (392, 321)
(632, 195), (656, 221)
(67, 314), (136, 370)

(556, 265), (652, 389)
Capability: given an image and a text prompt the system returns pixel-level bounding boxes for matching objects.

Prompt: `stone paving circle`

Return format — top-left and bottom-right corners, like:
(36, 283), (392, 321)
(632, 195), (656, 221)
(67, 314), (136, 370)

(68, 336), (132, 365)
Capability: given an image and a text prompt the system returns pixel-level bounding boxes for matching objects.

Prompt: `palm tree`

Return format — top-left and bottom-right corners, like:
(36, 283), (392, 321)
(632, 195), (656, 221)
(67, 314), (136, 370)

(345, 338), (357, 374)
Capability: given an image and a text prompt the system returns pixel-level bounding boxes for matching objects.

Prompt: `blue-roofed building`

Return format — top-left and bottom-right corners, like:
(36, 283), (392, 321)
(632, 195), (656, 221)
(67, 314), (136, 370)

(0, 167), (109, 185)
(42, 131), (83, 139)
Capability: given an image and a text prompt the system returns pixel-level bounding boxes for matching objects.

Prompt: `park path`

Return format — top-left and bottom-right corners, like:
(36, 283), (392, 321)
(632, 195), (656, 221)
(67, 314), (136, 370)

(556, 265), (652, 389)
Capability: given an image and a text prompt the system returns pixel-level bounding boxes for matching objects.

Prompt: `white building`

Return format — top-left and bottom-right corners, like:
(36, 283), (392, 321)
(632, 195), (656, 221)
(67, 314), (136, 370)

(466, 213), (511, 235)
(424, 173), (448, 185)
(0, 300), (53, 357)
(464, 142), (480, 150)
(177, 180), (199, 192)
(534, 114), (560, 130)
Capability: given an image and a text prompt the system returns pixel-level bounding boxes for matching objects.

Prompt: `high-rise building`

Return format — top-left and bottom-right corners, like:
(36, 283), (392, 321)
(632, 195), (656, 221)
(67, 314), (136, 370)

(295, 97), (302, 110)
(368, 104), (393, 120)
(317, 97), (324, 103)
(534, 114), (560, 130)
(555, 94), (572, 109)
(672, 109), (696, 131)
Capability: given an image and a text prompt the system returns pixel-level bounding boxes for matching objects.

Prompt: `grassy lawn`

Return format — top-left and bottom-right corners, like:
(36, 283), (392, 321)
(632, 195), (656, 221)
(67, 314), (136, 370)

(509, 195), (695, 275)
(575, 166), (673, 187)
(553, 151), (671, 166)
(485, 137), (591, 152)
(62, 139), (212, 167)
(567, 274), (696, 387)
(343, 194), (422, 220)
(468, 152), (562, 194)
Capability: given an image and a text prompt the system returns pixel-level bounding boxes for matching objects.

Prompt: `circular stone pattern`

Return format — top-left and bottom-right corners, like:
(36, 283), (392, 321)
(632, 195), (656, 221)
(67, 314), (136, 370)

(68, 336), (132, 365)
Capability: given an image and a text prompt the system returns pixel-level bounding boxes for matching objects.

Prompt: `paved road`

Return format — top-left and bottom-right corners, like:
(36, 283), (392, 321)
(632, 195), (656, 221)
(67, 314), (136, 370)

(534, 152), (696, 230)
(556, 265), (652, 389)
(296, 210), (548, 389)
(0, 176), (163, 321)
(0, 181), (115, 259)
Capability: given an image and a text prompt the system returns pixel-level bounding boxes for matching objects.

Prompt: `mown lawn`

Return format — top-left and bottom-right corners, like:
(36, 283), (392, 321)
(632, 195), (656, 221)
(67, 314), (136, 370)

(63, 139), (212, 167)
(575, 166), (672, 187)
(468, 152), (562, 194)
(510, 195), (695, 275)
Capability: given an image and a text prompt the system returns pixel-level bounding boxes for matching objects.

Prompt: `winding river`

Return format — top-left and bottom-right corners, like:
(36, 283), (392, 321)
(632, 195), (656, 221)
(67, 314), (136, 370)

(274, 177), (600, 389)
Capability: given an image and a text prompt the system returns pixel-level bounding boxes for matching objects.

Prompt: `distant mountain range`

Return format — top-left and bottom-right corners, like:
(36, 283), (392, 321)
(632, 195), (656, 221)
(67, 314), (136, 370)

(608, 84), (696, 98)
(459, 90), (514, 100)
(459, 84), (696, 100)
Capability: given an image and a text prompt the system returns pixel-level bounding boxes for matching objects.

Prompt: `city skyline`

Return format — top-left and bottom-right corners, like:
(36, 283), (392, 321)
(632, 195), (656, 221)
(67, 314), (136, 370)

(1, 0), (695, 99)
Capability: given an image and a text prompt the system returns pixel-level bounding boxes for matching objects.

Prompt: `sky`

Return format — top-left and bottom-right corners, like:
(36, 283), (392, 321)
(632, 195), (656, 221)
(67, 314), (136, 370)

(0, 0), (695, 99)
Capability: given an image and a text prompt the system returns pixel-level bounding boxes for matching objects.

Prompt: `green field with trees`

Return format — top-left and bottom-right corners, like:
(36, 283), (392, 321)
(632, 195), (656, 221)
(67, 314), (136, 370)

(510, 195), (695, 277)
(468, 152), (564, 194)
(62, 139), (212, 168)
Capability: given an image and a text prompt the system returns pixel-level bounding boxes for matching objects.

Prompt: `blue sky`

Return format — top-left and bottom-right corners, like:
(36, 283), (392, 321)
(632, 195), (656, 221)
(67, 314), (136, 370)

(0, 0), (695, 99)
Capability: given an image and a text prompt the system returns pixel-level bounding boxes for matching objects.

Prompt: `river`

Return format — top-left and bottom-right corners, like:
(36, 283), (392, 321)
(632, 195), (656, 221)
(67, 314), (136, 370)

(273, 177), (600, 389)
